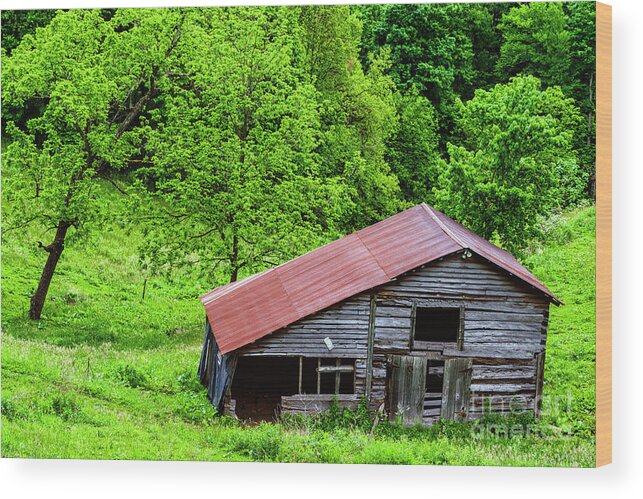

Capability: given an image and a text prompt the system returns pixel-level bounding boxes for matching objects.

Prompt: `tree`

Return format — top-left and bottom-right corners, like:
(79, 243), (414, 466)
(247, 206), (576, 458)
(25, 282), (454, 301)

(497, 2), (597, 200)
(134, 7), (351, 284)
(2, 9), (184, 319)
(435, 76), (582, 254)
(565, 1), (597, 198)
(385, 90), (442, 205)
(361, 2), (497, 142)
(496, 2), (571, 88)
(0, 9), (57, 55)
(297, 5), (402, 231)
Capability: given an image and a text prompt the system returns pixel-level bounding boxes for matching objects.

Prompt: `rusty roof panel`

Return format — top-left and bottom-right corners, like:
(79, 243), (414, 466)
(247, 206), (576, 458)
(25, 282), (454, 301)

(201, 203), (558, 354)
(205, 269), (300, 354)
(357, 205), (461, 277)
(276, 233), (389, 318)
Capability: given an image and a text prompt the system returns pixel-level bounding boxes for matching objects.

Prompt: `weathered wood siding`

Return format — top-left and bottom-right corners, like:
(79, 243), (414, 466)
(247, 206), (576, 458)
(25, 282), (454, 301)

(371, 253), (550, 420)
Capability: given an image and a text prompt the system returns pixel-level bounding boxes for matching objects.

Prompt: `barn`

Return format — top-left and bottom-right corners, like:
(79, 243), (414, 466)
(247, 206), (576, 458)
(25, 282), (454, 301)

(198, 203), (559, 425)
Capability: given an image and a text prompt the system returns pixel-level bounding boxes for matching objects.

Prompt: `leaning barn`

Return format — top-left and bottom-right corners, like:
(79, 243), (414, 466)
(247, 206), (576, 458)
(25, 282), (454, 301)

(198, 204), (559, 424)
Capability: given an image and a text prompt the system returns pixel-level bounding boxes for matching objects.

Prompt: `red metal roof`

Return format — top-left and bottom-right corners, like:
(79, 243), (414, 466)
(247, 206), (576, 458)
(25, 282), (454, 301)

(201, 203), (558, 354)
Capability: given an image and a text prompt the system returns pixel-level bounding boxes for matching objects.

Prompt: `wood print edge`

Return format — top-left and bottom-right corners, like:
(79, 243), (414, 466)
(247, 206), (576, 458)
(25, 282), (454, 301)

(595, 1), (612, 468)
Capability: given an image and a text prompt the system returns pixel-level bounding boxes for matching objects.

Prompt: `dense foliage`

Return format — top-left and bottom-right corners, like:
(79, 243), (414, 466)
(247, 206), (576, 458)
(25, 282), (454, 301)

(2, 2), (595, 316)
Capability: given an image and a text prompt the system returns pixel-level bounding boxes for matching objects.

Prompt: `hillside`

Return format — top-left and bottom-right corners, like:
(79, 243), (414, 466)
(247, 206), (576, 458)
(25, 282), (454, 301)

(1, 186), (596, 466)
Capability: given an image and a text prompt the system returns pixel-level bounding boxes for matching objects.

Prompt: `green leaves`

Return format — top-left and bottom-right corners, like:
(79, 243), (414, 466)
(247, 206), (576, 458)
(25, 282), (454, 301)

(436, 76), (582, 255)
(497, 2), (572, 88)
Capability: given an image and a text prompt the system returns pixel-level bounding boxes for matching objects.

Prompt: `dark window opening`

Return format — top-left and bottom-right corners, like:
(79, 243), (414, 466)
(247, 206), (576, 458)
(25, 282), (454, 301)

(426, 360), (445, 394)
(230, 356), (356, 422)
(414, 307), (461, 343)
(231, 357), (299, 421)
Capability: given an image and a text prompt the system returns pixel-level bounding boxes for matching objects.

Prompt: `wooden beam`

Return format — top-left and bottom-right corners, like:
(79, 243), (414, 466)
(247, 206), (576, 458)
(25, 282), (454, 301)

(317, 365), (355, 374)
(335, 358), (341, 394)
(457, 305), (465, 350)
(443, 346), (533, 360)
(534, 352), (545, 418)
(298, 356), (303, 395)
(317, 358), (321, 395)
(409, 301), (417, 351)
(365, 294), (377, 399)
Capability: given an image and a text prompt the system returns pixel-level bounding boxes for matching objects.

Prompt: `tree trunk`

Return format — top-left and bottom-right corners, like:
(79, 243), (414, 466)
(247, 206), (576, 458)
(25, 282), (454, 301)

(29, 220), (71, 320)
(229, 234), (239, 283)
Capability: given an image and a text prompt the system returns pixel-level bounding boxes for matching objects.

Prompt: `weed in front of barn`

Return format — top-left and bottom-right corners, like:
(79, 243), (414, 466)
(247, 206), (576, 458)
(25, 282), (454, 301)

(1, 182), (596, 466)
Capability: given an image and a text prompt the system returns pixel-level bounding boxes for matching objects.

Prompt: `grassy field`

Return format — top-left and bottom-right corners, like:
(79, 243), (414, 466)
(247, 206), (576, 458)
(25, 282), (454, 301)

(1, 182), (596, 466)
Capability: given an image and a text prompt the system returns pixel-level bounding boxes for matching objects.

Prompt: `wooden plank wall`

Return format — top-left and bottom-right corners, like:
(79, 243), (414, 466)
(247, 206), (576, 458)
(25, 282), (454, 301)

(372, 254), (550, 421)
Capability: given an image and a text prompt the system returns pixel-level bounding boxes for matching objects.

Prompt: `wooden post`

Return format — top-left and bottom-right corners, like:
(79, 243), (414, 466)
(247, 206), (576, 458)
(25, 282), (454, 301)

(534, 352), (545, 418)
(409, 301), (417, 350)
(317, 358), (321, 394)
(335, 358), (341, 394)
(365, 295), (377, 399)
(457, 305), (465, 350)
(298, 356), (303, 394)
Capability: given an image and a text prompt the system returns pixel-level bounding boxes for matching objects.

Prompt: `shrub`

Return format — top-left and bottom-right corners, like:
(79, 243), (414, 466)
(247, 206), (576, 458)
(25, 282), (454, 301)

(1, 396), (27, 421)
(177, 370), (203, 394)
(51, 393), (82, 422)
(308, 397), (375, 433)
(222, 423), (282, 461)
(114, 364), (149, 389)
(174, 392), (217, 425)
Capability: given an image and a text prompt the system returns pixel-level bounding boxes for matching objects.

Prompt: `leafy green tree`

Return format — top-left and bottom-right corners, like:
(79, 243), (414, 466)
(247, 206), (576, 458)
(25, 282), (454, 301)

(496, 2), (571, 87)
(297, 5), (362, 95)
(2, 9), (184, 319)
(435, 76), (583, 254)
(565, 1), (597, 197)
(297, 5), (402, 230)
(385, 90), (442, 205)
(369, 3), (477, 113)
(134, 8), (349, 283)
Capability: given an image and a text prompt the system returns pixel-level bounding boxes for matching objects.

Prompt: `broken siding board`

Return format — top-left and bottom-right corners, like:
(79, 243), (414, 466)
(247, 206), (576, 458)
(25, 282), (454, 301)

(443, 347), (534, 360)
(471, 364), (537, 381)
(441, 358), (472, 421)
(281, 394), (360, 415)
(388, 355), (427, 424)
(470, 383), (536, 393)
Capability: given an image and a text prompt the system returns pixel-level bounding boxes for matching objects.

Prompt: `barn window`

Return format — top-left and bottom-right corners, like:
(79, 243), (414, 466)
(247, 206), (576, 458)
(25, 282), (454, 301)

(300, 358), (355, 395)
(413, 306), (463, 347)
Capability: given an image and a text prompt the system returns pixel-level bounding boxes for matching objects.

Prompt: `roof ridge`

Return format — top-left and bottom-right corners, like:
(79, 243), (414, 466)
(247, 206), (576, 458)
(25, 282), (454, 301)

(420, 203), (468, 249)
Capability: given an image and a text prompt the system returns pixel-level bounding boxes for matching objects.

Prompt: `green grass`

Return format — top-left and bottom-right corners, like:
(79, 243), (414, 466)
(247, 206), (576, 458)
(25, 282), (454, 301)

(1, 184), (596, 466)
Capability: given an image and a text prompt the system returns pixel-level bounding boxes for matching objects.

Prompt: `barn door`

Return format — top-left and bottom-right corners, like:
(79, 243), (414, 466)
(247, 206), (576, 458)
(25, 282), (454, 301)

(440, 358), (473, 421)
(388, 355), (427, 424)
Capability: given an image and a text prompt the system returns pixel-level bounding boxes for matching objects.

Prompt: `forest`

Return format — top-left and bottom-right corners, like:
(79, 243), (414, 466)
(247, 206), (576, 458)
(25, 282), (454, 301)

(1, 2), (597, 465)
